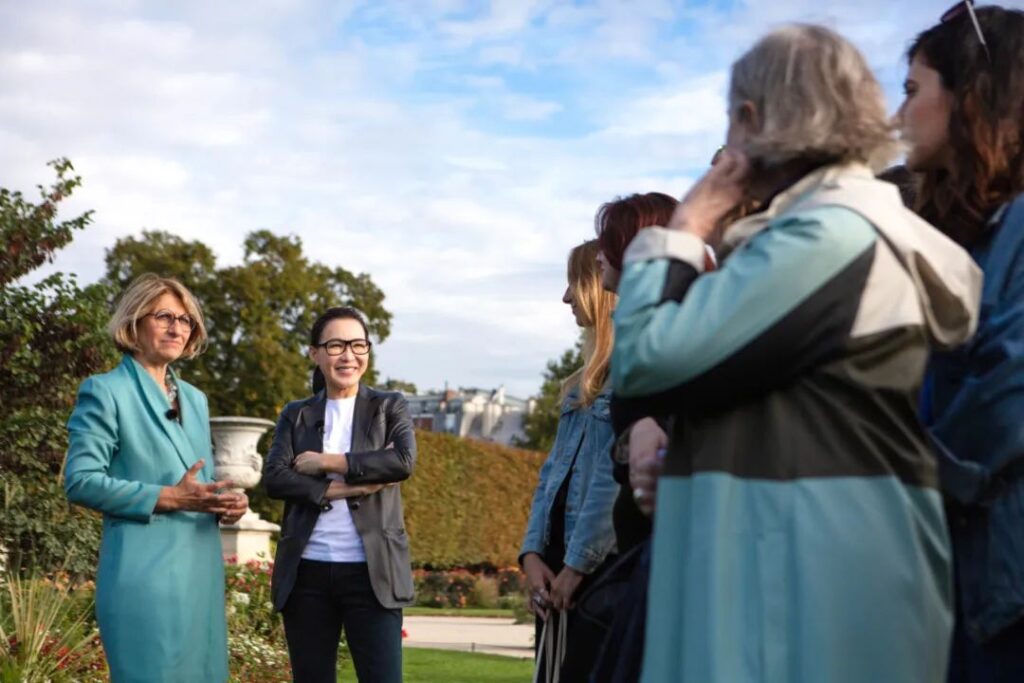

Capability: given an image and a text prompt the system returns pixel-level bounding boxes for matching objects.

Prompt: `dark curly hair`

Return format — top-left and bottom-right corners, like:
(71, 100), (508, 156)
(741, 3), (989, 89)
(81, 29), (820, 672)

(909, 5), (1024, 245)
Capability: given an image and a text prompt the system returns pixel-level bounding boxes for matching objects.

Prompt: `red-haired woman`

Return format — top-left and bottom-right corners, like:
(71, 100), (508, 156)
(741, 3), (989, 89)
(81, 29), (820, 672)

(588, 192), (679, 683)
(594, 193), (680, 549)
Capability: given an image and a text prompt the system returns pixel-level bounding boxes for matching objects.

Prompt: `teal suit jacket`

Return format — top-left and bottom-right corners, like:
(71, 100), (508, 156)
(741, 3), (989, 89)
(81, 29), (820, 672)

(65, 355), (228, 683)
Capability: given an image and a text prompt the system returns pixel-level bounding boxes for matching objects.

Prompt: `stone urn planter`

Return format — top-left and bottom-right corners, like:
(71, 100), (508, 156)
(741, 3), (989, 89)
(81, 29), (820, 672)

(210, 416), (280, 563)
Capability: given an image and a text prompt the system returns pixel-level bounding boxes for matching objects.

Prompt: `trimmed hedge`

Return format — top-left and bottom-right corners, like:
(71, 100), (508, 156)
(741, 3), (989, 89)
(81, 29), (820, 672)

(403, 431), (546, 569)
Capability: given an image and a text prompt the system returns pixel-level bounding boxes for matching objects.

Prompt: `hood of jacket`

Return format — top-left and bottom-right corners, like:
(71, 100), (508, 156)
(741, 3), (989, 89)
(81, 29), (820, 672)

(723, 162), (983, 351)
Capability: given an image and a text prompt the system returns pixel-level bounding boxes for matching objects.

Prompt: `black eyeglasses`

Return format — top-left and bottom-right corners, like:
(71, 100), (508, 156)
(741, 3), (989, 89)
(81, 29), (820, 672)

(316, 338), (372, 356)
(942, 0), (991, 63)
(146, 310), (196, 331)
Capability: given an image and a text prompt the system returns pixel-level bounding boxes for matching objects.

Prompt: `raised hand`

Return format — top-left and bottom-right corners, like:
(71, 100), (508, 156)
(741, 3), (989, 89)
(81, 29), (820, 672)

(156, 460), (236, 514)
(668, 146), (752, 244)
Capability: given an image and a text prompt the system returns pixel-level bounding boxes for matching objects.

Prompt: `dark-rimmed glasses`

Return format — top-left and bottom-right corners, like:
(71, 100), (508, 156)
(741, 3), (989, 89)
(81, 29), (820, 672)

(145, 310), (196, 331)
(942, 0), (991, 63)
(316, 338), (372, 356)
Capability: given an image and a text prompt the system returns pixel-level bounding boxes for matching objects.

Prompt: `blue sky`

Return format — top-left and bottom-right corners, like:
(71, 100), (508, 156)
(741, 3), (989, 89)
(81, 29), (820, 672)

(1, 0), (978, 398)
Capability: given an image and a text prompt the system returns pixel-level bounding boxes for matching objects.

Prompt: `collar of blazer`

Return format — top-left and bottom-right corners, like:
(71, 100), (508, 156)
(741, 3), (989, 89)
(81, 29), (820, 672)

(121, 354), (207, 478)
(297, 383), (383, 455)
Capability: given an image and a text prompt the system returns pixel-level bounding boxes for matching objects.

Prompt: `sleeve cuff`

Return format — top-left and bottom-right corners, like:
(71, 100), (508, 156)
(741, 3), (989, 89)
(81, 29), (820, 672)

(623, 227), (707, 272)
(563, 548), (599, 575)
(136, 483), (164, 522)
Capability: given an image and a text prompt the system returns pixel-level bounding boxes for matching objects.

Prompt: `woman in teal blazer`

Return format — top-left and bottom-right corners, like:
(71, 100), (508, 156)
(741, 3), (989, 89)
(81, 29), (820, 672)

(65, 274), (247, 683)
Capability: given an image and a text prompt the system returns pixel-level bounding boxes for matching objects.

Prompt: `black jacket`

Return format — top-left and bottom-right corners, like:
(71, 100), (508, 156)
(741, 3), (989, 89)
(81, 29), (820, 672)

(262, 384), (416, 610)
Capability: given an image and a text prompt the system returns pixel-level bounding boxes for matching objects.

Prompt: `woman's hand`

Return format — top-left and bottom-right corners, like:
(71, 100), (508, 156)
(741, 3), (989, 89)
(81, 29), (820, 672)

(522, 553), (556, 620)
(669, 147), (751, 244)
(218, 491), (249, 526)
(156, 460), (236, 514)
(293, 451), (347, 476)
(325, 481), (389, 500)
(628, 418), (668, 517)
(549, 566), (585, 612)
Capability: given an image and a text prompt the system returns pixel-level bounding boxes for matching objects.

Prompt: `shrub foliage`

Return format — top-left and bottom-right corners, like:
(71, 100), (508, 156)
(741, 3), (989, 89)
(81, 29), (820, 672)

(402, 431), (545, 569)
(0, 160), (114, 578)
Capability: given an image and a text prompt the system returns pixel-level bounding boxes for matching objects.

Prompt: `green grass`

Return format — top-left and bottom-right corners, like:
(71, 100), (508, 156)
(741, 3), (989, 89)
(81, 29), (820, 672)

(339, 647), (533, 682)
(405, 647), (533, 682)
(404, 606), (515, 618)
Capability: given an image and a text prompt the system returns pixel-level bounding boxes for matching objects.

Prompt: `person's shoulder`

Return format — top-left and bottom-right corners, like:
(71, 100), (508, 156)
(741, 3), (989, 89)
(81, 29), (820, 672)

(80, 358), (131, 393)
(366, 386), (406, 405)
(281, 394), (318, 416)
(773, 202), (877, 254)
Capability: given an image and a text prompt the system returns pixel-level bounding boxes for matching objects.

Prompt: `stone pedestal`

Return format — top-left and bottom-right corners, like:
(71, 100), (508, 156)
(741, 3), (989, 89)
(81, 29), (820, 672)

(210, 416), (279, 563)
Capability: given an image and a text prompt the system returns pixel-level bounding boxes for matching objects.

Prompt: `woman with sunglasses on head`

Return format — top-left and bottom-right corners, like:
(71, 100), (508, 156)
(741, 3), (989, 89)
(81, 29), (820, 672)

(614, 24), (983, 682)
(898, 4), (1024, 681)
(64, 274), (246, 682)
(263, 306), (415, 683)
(519, 240), (619, 682)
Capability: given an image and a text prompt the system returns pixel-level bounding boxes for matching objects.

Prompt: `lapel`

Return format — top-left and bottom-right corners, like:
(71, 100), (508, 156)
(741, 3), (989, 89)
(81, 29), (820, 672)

(123, 355), (200, 474)
(351, 384), (379, 453)
(296, 385), (380, 454)
(175, 373), (212, 482)
(297, 390), (328, 453)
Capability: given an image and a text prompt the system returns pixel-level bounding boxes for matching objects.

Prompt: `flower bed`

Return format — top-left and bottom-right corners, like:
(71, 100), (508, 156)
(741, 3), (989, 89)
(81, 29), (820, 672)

(2, 560), (524, 682)
(412, 566), (527, 617)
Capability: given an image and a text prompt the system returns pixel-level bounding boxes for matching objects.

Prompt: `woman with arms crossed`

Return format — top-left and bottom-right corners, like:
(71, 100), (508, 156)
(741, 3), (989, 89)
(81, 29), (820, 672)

(263, 306), (415, 683)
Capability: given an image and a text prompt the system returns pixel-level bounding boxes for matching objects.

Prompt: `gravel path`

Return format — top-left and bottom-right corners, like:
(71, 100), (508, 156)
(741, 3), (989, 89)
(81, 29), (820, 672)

(403, 615), (535, 659)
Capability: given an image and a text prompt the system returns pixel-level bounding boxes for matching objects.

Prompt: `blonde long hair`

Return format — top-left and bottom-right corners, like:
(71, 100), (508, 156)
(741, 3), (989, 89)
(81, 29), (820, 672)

(562, 240), (617, 407)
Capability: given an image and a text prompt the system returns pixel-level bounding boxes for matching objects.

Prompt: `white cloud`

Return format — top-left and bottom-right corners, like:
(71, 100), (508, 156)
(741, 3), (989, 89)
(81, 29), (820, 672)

(2, 0), (956, 398)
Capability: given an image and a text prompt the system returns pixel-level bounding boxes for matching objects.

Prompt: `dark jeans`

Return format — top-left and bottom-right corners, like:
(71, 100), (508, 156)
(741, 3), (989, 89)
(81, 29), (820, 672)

(282, 560), (402, 683)
(949, 614), (1024, 683)
(534, 608), (605, 683)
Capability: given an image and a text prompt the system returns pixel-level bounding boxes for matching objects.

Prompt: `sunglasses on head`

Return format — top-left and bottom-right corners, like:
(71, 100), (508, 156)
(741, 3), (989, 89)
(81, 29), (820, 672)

(941, 0), (991, 63)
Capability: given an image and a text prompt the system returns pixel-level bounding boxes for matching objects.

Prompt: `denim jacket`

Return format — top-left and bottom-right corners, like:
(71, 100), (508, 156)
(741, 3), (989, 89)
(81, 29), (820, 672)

(924, 194), (1024, 641)
(519, 387), (618, 574)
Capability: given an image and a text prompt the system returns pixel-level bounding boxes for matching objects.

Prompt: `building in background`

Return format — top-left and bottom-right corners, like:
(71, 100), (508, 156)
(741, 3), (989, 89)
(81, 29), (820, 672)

(404, 385), (535, 446)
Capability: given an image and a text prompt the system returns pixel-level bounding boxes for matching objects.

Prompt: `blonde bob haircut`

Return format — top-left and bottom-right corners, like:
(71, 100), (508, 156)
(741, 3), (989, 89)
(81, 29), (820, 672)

(561, 240), (617, 408)
(108, 273), (208, 360)
(729, 24), (898, 171)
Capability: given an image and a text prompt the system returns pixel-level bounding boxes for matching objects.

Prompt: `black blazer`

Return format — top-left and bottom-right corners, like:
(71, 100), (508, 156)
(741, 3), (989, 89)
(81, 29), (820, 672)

(262, 384), (416, 610)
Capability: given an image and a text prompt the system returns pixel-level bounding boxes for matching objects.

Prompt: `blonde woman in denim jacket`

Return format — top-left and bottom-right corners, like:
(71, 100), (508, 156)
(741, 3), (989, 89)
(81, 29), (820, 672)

(520, 239), (619, 682)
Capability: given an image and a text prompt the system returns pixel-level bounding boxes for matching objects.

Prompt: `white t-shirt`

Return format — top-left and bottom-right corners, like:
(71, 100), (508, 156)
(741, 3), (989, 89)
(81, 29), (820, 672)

(301, 397), (367, 562)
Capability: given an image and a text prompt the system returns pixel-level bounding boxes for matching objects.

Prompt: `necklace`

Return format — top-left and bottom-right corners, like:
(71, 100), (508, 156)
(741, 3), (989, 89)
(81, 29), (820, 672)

(165, 374), (179, 405)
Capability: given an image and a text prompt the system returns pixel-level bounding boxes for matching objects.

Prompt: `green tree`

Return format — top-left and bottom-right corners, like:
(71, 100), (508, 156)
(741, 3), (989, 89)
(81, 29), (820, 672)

(0, 158), (94, 287)
(0, 159), (116, 578)
(103, 229), (392, 419)
(104, 230), (394, 524)
(518, 341), (583, 453)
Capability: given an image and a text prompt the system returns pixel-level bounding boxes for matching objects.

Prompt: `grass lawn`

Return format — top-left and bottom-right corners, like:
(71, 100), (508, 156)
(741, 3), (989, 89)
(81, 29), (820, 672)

(339, 647), (533, 682)
(404, 606), (515, 618)
(404, 648), (533, 683)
